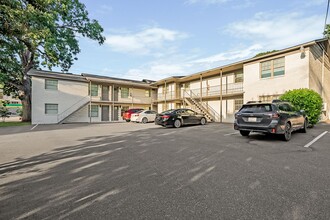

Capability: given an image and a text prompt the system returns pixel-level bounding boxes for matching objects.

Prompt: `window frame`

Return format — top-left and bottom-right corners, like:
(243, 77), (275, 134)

(260, 57), (285, 79)
(45, 79), (58, 90)
(234, 99), (243, 111)
(88, 105), (99, 117)
(121, 87), (129, 98)
(90, 84), (98, 97)
(45, 103), (58, 115)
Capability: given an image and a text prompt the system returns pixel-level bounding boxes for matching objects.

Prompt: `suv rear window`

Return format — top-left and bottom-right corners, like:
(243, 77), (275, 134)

(240, 104), (273, 113)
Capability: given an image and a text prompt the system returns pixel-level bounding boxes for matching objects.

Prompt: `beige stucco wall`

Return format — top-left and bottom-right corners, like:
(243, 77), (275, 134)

(31, 77), (89, 124)
(309, 44), (330, 120)
(243, 51), (310, 103)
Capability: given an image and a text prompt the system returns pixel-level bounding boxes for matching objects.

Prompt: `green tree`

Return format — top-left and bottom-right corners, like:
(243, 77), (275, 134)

(280, 89), (323, 125)
(324, 24), (330, 38)
(254, 50), (279, 58)
(0, 0), (105, 121)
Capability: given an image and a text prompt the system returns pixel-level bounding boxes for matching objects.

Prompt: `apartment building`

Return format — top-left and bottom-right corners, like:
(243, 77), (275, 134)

(29, 70), (157, 124)
(153, 38), (330, 123)
(29, 38), (330, 124)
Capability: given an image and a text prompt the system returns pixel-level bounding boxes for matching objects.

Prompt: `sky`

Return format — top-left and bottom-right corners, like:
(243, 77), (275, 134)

(65, 0), (328, 80)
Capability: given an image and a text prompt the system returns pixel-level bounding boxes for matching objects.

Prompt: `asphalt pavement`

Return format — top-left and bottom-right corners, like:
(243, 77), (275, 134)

(0, 122), (330, 219)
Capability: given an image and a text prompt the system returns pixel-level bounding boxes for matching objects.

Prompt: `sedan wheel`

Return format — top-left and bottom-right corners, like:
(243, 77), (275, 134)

(174, 119), (182, 128)
(200, 117), (206, 125)
(283, 122), (292, 141)
(142, 117), (148, 124)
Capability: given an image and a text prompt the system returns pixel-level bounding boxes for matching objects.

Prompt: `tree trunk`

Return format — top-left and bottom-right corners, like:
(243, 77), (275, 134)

(21, 73), (32, 122)
(21, 92), (31, 122)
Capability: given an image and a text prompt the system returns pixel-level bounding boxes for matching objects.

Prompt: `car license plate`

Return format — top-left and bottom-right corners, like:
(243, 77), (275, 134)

(248, 117), (257, 122)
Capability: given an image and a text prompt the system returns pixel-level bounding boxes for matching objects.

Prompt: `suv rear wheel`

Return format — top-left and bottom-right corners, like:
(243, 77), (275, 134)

(240, 130), (250, 136)
(283, 122), (292, 141)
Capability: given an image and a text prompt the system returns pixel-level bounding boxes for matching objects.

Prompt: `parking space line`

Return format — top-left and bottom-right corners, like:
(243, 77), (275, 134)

(30, 124), (39, 130)
(224, 131), (239, 136)
(304, 131), (328, 148)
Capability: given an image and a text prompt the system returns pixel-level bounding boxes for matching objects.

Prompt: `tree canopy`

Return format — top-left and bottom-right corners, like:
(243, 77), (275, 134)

(0, 0), (105, 121)
(254, 50), (279, 58)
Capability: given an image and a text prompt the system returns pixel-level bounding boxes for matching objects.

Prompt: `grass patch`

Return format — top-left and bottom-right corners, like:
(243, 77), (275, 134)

(0, 122), (31, 127)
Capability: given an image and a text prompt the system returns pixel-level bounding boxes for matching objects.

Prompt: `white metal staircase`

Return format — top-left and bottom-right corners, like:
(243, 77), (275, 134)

(57, 96), (90, 124)
(183, 91), (221, 122)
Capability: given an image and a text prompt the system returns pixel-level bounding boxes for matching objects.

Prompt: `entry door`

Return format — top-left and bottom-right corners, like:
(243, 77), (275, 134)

(101, 106), (109, 121)
(102, 86), (109, 101)
(113, 86), (119, 101)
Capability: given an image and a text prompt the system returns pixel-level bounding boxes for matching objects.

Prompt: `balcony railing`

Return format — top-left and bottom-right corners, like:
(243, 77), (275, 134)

(157, 91), (176, 101)
(189, 82), (243, 98)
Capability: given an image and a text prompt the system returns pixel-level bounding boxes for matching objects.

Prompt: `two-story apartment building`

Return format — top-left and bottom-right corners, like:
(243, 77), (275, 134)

(29, 38), (330, 124)
(153, 38), (330, 123)
(29, 70), (157, 124)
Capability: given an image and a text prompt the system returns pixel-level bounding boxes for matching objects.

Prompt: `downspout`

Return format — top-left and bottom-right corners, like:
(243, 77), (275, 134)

(164, 80), (167, 110)
(112, 84), (114, 121)
(200, 74), (203, 102)
(89, 80), (92, 124)
(322, 49), (325, 101)
(220, 69), (223, 123)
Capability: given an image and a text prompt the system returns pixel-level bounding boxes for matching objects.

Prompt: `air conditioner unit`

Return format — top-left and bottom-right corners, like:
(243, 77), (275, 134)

(322, 103), (327, 111)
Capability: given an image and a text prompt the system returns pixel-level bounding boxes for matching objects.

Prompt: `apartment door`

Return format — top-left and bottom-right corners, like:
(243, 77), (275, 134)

(101, 106), (109, 121)
(102, 86), (109, 101)
(113, 86), (119, 101)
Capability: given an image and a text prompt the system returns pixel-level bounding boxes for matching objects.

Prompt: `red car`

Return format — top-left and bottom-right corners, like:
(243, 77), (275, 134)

(123, 108), (144, 122)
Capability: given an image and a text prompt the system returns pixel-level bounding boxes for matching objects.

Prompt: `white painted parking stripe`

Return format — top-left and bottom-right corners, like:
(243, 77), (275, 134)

(304, 131), (328, 148)
(30, 124), (38, 130)
(160, 131), (177, 136)
(224, 131), (239, 136)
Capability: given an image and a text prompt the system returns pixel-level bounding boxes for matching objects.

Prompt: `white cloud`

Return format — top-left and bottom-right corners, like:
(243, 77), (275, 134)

(193, 44), (262, 64)
(225, 12), (324, 49)
(105, 27), (188, 55)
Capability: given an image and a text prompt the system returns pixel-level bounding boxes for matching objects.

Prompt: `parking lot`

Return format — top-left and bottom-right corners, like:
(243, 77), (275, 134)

(1, 122), (330, 219)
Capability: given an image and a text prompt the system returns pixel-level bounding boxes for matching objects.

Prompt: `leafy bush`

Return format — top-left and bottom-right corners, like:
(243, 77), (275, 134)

(0, 107), (10, 122)
(280, 89), (323, 125)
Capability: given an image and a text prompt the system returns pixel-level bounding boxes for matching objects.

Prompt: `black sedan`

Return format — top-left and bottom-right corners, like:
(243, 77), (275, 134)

(155, 108), (207, 128)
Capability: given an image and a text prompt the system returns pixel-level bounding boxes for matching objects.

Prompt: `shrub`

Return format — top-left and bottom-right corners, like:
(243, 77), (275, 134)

(280, 89), (323, 125)
(0, 107), (10, 122)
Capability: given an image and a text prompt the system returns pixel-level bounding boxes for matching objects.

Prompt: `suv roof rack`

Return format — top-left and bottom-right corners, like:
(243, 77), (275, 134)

(246, 101), (262, 104)
(272, 99), (289, 103)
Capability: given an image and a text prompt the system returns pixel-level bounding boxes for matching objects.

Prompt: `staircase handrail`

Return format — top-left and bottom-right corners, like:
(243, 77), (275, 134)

(185, 90), (221, 122)
(57, 95), (90, 123)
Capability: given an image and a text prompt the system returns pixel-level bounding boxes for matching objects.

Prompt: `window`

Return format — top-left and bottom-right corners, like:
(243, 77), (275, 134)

(234, 72), (243, 83)
(90, 84), (98, 96)
(279, 104), (292, 112)
(259, 94), (282, 102)
(88, 105), (98, 117)
(234, 99), (243, 111)
(45, 79), (58, 90)
(145, 90), (150, 97)
(45, 104), (58, 114)
(261, 57), (285, 78)
(121, 87), (129, 98)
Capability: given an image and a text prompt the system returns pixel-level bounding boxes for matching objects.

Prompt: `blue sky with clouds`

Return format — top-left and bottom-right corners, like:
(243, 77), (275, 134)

(67, 0), (327, 80)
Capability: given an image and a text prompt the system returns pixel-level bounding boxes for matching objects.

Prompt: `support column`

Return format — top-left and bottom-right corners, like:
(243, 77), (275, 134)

(200, 74), (203, 102)
(220, 70), (223, 123)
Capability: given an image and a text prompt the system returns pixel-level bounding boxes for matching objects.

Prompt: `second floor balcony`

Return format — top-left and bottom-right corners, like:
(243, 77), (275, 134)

(187, 82), (243, 98)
